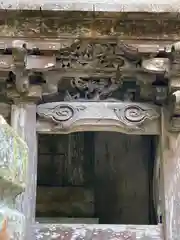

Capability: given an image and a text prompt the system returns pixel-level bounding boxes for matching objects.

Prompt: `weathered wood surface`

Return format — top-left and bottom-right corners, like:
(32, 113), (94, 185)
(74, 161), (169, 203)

(36, 187), (94, 218)
(11, 103), (37, 239)
(38, 133), (85, 186)
(33, 224), (163, 240)
(37, 133), (95, 219)
(2, 0), (180, 12)
(0, 11), (178, 39)
(94, 132), (155, 225)
(37, 132), (156, 225)
(162, 127), (180, 239)
(36, 102), (160, 135)
(0, 103), (11, 120)
(0, 115), (28, 239)
(36, 218), (99, 224)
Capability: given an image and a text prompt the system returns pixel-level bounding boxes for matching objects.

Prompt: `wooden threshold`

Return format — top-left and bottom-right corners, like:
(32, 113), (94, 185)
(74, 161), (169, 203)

(32, 223), (163, 240)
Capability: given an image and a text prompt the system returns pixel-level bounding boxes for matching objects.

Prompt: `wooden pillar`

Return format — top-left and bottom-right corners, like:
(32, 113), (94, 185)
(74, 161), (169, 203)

(11, 103), (37, 237)
(161, 108), (180, 240)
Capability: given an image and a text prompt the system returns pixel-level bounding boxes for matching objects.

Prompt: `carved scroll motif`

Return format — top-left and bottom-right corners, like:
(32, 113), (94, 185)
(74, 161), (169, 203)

(114, 105), (160, 131)
(37, 102), (160, 135)
(51, 105), (74, 122)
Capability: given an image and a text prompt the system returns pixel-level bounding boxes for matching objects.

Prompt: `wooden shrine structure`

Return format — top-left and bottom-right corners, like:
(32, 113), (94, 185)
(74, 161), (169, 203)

(1, 1), (180, 239)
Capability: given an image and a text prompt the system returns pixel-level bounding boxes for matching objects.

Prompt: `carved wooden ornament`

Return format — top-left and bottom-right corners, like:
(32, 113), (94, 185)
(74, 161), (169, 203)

(37, 102), (160, 135)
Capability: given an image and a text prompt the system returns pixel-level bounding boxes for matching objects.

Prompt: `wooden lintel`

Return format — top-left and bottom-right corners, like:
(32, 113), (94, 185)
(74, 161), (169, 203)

(36, 101), (161, 135)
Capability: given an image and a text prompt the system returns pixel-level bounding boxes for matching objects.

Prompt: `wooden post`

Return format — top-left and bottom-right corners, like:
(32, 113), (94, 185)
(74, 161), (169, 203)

(161, 107), (180, 240)
(11, 103), (37, 238)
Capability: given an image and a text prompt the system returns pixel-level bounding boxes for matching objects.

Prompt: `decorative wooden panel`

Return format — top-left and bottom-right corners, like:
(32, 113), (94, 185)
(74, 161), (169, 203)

(37, 133), (94, 218)
(94, 132), (155, 225)
(38, 135), (68, 186)
(38, 133), (85, 186)
(36, 187), (94, 218)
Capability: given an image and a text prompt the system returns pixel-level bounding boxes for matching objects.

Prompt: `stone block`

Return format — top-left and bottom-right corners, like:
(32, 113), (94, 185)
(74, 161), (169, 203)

(0, 115), (28, 194)
(0, 115), (28, 239)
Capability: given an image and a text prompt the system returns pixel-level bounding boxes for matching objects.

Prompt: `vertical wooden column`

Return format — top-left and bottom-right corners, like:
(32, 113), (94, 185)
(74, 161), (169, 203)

(11, 103), (37, 236)
(161, 108), (180, 240)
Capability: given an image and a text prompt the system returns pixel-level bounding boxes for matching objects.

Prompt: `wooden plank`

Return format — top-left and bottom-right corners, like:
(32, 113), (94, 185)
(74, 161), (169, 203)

(2, 0), (180, 13)
(66, 133), (85, 185)
(36, 218), (99, 224)
(0, 37), (175, 51)
(33, 223), (163, 240)
(94, 132), (153, 225)
(0, 11), (178, 39)
(36, 186), (94, 218)
(161, 107), (180, 240)
(11, 103), (37, 239)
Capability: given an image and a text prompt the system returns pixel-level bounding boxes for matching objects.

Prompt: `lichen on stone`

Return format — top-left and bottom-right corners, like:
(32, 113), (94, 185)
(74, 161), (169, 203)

(0, 115), (27, 239)
(0, 115), (28, 192)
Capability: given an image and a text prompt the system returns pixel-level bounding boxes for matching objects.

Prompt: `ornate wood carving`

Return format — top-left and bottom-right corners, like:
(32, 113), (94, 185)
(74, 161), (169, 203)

(0, 37), (174, 135)
(0, 36), (177, 128)
(0, 12), (177, 125)
(36, 102), (160, 135)
(0, 38), (173, 75)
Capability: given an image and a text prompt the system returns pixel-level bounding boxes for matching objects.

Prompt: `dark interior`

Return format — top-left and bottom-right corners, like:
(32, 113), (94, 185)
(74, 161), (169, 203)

(36, 132), (157, 225)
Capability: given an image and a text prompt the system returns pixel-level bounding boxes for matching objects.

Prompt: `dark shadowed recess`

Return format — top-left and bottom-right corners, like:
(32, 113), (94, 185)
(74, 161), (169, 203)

(36, 132), (157, 225)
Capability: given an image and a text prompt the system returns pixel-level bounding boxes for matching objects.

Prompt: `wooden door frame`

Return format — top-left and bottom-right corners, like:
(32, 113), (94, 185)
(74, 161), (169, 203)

(9, 101), (167, 239)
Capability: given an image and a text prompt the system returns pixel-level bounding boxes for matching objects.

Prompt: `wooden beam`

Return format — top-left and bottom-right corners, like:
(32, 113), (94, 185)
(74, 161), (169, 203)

(36, 101), (161, 135)
(11, 103), (37, 239)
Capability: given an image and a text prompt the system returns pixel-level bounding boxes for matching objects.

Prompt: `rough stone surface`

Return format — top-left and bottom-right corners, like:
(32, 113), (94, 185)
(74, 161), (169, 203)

(0, 115), (28, 239)
(0, 116), (27, 191)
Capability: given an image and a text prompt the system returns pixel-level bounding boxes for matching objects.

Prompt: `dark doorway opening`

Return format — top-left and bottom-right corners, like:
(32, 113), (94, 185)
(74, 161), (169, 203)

(36, 132), (157, 225)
